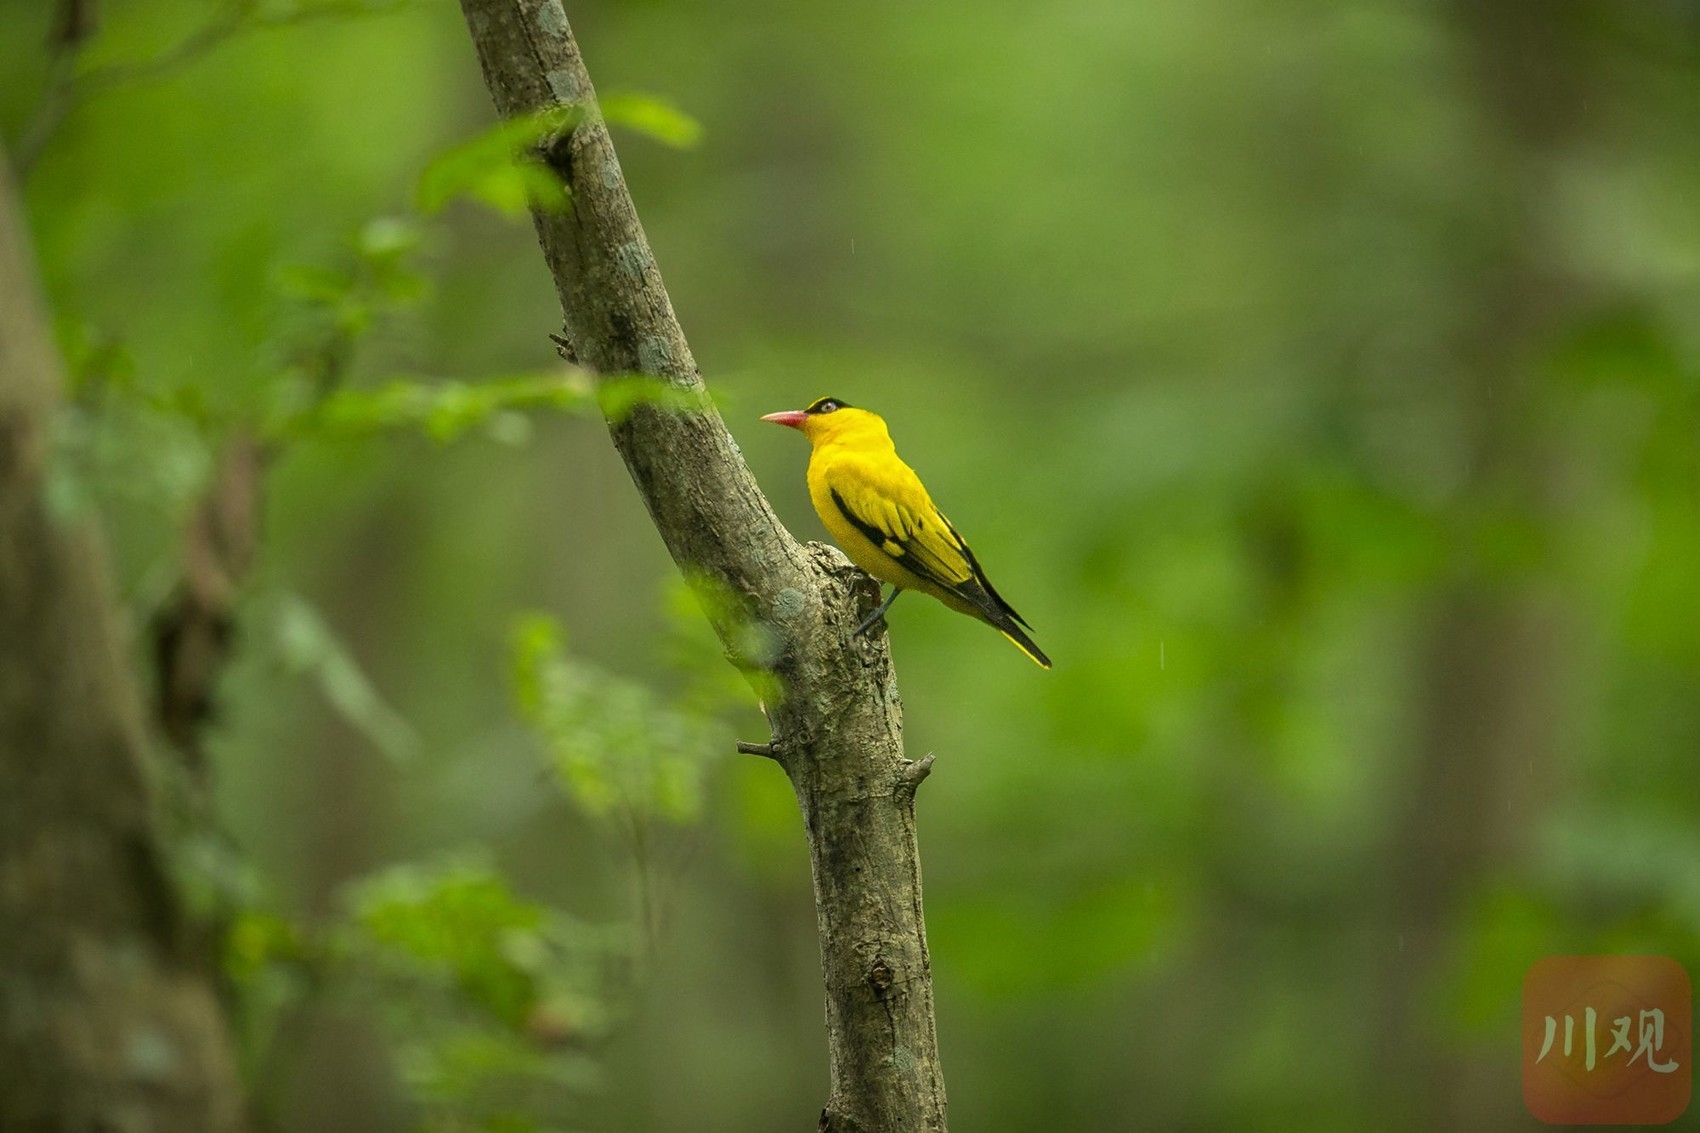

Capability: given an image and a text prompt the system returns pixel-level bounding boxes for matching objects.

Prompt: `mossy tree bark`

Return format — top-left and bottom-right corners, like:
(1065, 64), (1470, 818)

(0, 148), (247, 1132)
(454, 4), (948, 1129)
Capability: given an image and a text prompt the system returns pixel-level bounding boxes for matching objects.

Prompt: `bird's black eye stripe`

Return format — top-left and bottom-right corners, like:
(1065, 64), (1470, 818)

(806, 397), (849, 415)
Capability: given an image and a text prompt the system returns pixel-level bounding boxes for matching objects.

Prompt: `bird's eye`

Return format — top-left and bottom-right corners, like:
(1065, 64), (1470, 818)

(818, 400), (839, 413)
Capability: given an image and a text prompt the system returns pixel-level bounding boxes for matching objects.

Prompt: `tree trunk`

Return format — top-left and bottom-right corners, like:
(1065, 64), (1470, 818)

(1373, 3), (1588, 1128)
(453, 5), (948, 1129)
(0, 146), (248, 1132)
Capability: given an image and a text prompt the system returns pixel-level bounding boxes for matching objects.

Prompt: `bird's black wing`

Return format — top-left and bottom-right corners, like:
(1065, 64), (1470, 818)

(828, 487), (974, 595)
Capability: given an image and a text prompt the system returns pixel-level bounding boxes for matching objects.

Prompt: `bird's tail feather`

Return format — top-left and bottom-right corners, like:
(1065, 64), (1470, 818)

(997, 622), (1052, 669)
(955, 578), (1051, 668)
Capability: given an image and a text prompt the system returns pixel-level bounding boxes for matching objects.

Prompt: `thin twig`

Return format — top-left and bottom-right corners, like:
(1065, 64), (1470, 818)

(14, 0), (407, 178)
(12, 0), (96, 174)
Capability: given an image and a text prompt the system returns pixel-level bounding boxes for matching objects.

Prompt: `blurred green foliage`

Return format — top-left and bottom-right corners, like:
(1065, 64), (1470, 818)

(511, 611), (717, 825)
(417, 110), (578, 217)
(8, 0), (1700, 1130)
(222, 855), (627, 1133)
(275, 592), (420, 761)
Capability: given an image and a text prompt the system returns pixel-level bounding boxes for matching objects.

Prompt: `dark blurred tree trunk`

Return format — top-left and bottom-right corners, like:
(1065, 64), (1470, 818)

(286, 510), (406, 1133)
(1374, 3), (1591, 1128)
(0, 147), (247, 1132)
(454, 5), (948, 1129)
(154, 432), (263, 783)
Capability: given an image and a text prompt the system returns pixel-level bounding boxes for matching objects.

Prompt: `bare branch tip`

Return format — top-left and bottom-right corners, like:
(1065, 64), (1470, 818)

(736, 740), (780, 760)
(901, 752), (935, 788)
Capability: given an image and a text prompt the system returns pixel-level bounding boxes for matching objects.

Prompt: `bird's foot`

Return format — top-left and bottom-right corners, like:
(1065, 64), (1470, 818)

(854, 587), (901, 636)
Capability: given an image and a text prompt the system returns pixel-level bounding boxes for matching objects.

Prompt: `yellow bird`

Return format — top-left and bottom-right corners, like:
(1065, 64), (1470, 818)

(762, 397), (1051, 669)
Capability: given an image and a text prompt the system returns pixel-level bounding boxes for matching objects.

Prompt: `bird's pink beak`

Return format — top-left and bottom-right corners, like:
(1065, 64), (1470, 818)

(761, 410), (809, 429)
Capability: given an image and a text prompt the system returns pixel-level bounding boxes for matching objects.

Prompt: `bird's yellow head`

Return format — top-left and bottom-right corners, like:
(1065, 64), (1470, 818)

(761, 397), (888, 447)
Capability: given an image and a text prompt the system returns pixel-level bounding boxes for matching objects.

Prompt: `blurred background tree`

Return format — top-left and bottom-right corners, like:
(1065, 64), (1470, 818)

(4, 0), (1700, 1129)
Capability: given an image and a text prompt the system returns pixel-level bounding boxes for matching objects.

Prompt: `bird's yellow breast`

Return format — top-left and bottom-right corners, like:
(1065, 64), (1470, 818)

(806, 451), (924, 591)
(802, 425), (975, 613)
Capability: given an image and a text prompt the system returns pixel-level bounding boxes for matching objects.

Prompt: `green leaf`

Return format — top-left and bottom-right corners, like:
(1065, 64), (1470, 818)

(348, 859), (545, 1026)
(331, 854), (623, 1126)
(275, 594), (419, 762)
(57, 318), (137, 397)
(593, 374), (705, 421)
(356, 216), (428, 302)
(290, 374), (596, 443)
(510, 613), (565, 717)
(417, 109), (579, 216)
(508, 613), (719, 824)
(599, 91), (703, 149)
(664, 571), (779, 708)
(226, 911), (304, 983)
(356, 215), (422, 261)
